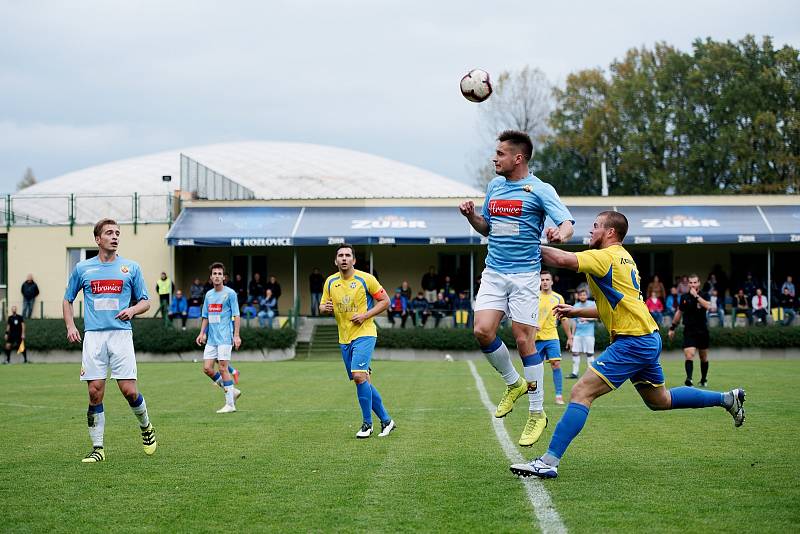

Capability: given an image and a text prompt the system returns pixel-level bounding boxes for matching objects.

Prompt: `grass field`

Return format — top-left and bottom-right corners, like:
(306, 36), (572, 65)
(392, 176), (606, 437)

(1, 357), (799, 533)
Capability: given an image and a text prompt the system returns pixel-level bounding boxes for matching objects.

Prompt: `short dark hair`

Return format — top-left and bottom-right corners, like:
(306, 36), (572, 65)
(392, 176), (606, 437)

(688, 273), (700, 281)
(540, 270), (552, 278)
(209, 262), (225, 274)
(93, 218), (118, 237)
(498, 130), (533, 161)
(598, 211), (629, 241)
(336, 243), (355, 258)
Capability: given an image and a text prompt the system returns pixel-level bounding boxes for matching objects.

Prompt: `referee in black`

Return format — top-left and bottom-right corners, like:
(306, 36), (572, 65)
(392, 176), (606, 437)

(668, 274), (712, 386)
(4, 305), (27, 364)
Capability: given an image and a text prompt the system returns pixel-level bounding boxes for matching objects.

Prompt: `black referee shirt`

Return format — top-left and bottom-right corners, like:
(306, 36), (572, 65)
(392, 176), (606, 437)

(7, 313), (23, 340)
(679, 294), (708, 329)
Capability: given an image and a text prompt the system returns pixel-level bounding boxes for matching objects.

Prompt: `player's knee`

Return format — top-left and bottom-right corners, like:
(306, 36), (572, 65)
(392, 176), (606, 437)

(352, 373), (368, 385)
(472, 325), (493, 345)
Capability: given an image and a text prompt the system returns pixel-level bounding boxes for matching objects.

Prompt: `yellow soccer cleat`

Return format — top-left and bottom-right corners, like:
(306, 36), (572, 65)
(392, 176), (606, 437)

(518, 411), (548, 447)
(494, 378), (528, 418)
(82, 446), (105, 463)
(141, 424), (157, 456)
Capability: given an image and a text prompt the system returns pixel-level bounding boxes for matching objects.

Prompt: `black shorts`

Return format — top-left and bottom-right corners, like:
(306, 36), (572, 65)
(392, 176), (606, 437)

(5, 337), (21, 350)
(682, 328), (709, 350)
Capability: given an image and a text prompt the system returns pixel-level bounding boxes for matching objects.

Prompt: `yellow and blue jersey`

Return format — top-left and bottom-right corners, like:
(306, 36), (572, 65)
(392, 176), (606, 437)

(322, 269), (385, 344)
(536, 291), (565, 341)
(575, 245), (658, 339)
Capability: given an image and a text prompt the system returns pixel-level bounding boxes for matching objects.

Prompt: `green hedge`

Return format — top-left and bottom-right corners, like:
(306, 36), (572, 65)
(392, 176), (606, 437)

(376, 326), (800, 351)
(2, 318), (296, 353)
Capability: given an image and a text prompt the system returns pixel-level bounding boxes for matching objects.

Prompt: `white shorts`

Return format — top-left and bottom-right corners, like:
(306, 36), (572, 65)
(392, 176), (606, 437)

(572, 335), (595, 355)
(203, 344), (233, 361)
(474, 269), (540, 327)
(80, 330), (137, 381)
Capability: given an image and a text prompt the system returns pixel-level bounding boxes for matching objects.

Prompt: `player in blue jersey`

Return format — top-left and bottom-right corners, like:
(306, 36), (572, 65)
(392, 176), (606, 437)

(63, 218), (157, 463)
(460, 130), (574, 446)
(196, 262), (242, 413)
(568, 288), (597, 378)
(510, 211), (746, 479)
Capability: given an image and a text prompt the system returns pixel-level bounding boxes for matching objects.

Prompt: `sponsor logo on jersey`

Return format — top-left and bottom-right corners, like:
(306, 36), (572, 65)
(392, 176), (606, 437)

(523, 184), (533, 193)
(208, 303), (223, 312)
(488, 199), (523, 217)
(90, 279), (123, 294)
(350, 282), (358, 289)
(120, 265), (129, 274)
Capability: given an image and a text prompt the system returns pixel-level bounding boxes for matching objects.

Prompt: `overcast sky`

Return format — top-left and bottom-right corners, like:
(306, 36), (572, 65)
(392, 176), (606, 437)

(1, 0), (798, 193)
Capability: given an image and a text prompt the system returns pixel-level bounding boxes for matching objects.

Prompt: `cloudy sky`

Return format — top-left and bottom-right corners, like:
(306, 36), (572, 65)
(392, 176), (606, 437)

(1, 0), (798, 193)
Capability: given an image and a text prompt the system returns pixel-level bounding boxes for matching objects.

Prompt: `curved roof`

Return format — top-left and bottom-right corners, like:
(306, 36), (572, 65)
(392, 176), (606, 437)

(20, 141), (481, 200)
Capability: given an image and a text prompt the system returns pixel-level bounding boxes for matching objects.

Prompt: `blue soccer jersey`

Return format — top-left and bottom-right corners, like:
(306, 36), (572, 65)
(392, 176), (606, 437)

(64, 255), (149, 332)
(573, 300), (597, 337)
(202, 286), (239, 346)
(481, 174), (573, 274)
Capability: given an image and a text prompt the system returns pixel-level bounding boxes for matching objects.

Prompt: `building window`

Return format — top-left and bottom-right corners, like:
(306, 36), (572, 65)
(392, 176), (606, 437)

(67, 248), (99, 273)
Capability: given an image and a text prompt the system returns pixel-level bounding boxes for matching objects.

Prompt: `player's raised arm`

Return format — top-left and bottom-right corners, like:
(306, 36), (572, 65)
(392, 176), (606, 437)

(541, 245), (579, 271)
(545, 219), (574, 244)
(459, 200), (489, 236)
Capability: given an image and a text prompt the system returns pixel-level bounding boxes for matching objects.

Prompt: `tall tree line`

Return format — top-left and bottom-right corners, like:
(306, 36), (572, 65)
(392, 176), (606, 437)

(478, 35), (800, 195)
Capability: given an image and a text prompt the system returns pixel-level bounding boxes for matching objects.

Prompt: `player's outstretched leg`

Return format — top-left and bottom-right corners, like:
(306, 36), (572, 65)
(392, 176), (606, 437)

(481, 337), (526, 418)
(83, 403), (106, 463)
(370, 383), (396, 437)
(519, 353), (547, 446)
(354, 378), (373, 438)
(667, 386), (746, 427)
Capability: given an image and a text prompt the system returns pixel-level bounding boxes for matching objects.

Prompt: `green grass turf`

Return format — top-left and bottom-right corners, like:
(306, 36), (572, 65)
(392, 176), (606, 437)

(0, 358), (798, 533)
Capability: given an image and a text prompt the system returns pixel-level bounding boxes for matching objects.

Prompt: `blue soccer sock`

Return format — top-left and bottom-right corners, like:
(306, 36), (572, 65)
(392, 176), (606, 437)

(370, 383), (390, 423)
(669, 386), (724, 409)
(543, 402), (590, 465)
(552, 367), (563, 396)
(228, 364), (236, 375)
(355, 381), (373, 425)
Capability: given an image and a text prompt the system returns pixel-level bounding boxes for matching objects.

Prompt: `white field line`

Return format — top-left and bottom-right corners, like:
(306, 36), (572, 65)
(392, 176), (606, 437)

(467, 360), (567, 534)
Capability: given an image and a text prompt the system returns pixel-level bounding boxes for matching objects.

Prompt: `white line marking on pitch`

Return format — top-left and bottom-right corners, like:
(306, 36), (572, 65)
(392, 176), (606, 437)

(468, 360), (567, 534)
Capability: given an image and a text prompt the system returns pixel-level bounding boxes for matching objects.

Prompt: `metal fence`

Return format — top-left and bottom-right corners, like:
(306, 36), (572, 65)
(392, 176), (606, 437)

(3, 193), (173, 230)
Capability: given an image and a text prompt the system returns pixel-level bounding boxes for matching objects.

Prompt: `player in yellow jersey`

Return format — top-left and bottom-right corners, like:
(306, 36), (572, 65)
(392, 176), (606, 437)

(320, 244), (396, 439)
(511, 211), (746, 479)
(535, 271), (573, 409)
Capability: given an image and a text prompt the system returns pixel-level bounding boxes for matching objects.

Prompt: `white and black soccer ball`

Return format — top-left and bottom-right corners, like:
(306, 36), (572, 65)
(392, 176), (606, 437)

(460, 69), (492, 103)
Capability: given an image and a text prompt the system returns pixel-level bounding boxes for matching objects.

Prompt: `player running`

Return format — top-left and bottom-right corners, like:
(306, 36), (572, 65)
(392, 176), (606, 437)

(320, 244), (396, 439)
(510, 211), (746, 479)
(534, 270), (573, 412)
(63, 218), (157, 463)
(196, 262), (242, 413)
(668, 274), (712, 387)
(568, 287), (597, 378)
(460, 130), (574, 446)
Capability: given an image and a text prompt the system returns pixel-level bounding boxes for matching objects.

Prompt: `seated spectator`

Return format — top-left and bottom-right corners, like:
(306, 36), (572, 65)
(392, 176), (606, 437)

(440, 275), (456, 303)
(751, 288), (769, 326)
(646, 275), (666, 303)
(733, 289), (752, 327)
(258, 289), (278, 328)
(431, 291), (452, 327)
(664, 286), (679, 323)
(779, 287), (797, 326)
(399, 280), (412, 301)
(249, 273), (265, 302)
(742, 273), (757, 299)
(645, 291), (664, 325)
(241, 297), (258, 320)
(452, 290), (472, 328)
(410, 291), (431, 327)
(189, 277), (205, 307)
(781, 275), (795, 298)
(707, 288), (725, 326)
(168, 290), (189, 330)
(387, 288), (409, 328)
(265, 275), (282, 314)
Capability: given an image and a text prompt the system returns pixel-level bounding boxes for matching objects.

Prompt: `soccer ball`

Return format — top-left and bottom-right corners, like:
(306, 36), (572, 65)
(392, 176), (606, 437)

(460, 69), (492, 103)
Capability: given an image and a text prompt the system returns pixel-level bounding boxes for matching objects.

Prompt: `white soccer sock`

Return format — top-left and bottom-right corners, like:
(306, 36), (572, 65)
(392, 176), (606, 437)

(587, 355), (595, 365)
(130, 396), (150, 428)
(572, 355), (580, 375)
(88, 409), (105, 448)
(223, 381), (235, 406)
(483, 340), (520, 385)
(524, 363), (545, 412)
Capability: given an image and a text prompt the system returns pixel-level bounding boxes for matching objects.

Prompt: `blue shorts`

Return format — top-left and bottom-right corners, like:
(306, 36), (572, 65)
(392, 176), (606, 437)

(341, 336), (376, 381)
(590, 331), (664, 389)
(535, 339), (562, 361)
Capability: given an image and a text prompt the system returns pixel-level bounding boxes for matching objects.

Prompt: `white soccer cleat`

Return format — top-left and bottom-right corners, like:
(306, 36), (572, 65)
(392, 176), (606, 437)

(356, 422), (373, 439)
(378, 419), (396, 437)
(510, 457), (558, 479)
(727, 388), (746, 427)
(216, 404), (236, 414)
(555, 394), (565, 405)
